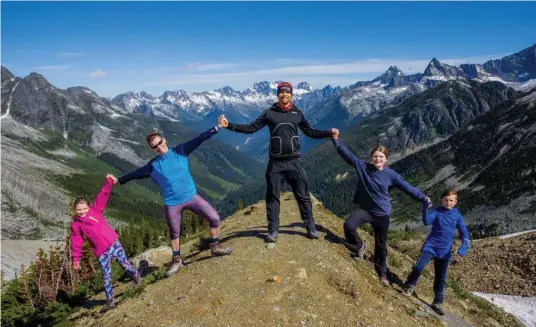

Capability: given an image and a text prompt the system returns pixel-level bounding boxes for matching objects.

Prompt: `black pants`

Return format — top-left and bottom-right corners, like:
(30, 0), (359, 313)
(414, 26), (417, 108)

(265, 158), (314, 234)
(343, 209), (390, 277)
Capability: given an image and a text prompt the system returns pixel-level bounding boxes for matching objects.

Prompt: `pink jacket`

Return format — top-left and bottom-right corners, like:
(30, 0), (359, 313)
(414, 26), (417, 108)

(71, 178), (119, 264)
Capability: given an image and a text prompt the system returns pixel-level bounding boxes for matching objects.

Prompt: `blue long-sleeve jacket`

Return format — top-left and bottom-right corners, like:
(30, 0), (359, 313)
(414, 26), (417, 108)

(118, 127), (218, 206)
(332, 139), (428, 216)
(421, 204), (470, 259)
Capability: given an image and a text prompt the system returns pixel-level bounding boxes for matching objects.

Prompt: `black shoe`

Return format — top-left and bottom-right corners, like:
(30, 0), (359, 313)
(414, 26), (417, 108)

(307, 226), (319, 239)
(431, 302), (445, 316)
(266, 232), (278, 243)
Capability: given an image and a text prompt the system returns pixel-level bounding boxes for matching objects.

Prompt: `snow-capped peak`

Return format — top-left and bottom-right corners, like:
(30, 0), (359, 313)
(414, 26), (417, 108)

(296, 82), (314, 91)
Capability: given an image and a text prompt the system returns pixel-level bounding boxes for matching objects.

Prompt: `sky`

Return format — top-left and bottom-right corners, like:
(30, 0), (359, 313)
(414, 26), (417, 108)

(2, 1), (535, 98)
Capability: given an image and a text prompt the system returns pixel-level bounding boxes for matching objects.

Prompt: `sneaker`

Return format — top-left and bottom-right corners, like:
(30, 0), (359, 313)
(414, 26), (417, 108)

(132, 274), (142, 288)
(356, 243), (367, 260)
(209, 242), (232, 256)
(431, 302), (445, 316)
(165, 255), (184, 277)
(403, 284), (415, 296)
(266, 232), (278, 243)
(100, 299), (116, 313)
(379, 276), (390, 287)
(306, 225), (319, 240)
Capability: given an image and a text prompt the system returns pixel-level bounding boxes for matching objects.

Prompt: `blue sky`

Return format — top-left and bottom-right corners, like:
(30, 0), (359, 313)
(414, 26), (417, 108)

(2, 1), (535, 97)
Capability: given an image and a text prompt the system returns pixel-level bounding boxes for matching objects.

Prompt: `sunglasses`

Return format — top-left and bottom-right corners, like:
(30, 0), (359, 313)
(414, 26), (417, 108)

(150, 139), (164, 149)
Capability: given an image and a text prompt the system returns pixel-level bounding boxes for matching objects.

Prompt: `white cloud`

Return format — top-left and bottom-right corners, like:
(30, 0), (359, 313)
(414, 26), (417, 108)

(33, 65), (70, 70)
(88, 53), (507, 96)
(58, 52), (84, 57)
(89, 68), (108, 78)
(179, 62), (240, 72)
(155, 54), (504, 89)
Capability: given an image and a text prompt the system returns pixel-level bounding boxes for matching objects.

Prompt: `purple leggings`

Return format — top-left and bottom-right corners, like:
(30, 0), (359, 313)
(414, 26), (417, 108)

(165, 194), (220, 240)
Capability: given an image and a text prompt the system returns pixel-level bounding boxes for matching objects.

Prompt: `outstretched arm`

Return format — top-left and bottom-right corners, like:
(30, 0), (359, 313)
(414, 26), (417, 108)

(174, 126), (219, 156)
(332, 138), (363, 168)
(456, 216), (470, 256)
(71, 224), (84, 267)
(92, 176), (115, 213)
(392, 175), (428, 203)
(226, 111), (267, 134)
(118, 164), (153, 185)
(298, 114), (332, 139)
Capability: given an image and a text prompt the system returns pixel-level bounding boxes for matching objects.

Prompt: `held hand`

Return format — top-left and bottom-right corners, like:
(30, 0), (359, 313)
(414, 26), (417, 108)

(106, 174), (118, 184)
(331, 128), (339, 139)
(218, 115), (229, 128)
(425, 197), (433, 208)
(73, 261), (80, 270)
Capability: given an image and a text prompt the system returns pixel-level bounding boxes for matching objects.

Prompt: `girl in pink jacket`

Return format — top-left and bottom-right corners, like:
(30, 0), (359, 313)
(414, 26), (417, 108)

(71, 174), (140, 313)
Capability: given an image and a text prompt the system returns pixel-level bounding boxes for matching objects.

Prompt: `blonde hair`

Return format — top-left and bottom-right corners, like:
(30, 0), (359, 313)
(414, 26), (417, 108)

(370, 145), (390, 159)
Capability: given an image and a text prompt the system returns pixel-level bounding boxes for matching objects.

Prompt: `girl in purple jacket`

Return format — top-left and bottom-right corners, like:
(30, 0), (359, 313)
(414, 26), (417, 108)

(71, 175), (140, 313)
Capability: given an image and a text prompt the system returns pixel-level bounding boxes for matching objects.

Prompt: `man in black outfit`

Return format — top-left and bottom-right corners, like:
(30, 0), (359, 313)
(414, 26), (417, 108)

(218, 82), (337, 242)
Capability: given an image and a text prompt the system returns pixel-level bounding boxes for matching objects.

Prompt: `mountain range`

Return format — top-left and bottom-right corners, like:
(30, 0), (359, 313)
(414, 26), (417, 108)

(1, 44), (535, 240)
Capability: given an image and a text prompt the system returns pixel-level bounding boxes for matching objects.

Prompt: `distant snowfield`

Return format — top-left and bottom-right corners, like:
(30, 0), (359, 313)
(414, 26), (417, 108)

(48, 149), (77, 158)
(499, 229), (536, 239)
(473, 292), (536, 327)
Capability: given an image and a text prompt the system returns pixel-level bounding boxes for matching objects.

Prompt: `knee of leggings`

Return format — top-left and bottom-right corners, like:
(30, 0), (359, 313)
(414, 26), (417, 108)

(170, 232), (181, 241)
(208, 216), (221, 229)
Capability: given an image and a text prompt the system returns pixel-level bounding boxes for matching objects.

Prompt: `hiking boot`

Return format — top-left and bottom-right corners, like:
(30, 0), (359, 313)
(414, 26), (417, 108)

(165, 255), (184, 277)
(209, 242), (232, 256)
(431, 302), (445, 316)
(100, 299), (116, 313)
(132, 274), (142, 288)
(306, 225), (319, 240)
(266, 232), (278, 243)
(379, 276), (390, 287)
(356, 243), (367, 260)
(403, 284), (415, 296)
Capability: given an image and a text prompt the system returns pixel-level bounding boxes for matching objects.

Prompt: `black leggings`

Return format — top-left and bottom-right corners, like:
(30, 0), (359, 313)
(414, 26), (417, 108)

(343, 209), (390, 277)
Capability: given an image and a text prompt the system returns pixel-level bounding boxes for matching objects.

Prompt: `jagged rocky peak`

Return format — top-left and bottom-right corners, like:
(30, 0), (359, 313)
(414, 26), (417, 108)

(215, 86), (236, 96)
(1, 65), (15, 82)
(423, 58), (463, 78)
(252, 81), (277, 94)
(296, 81), (313, 91)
